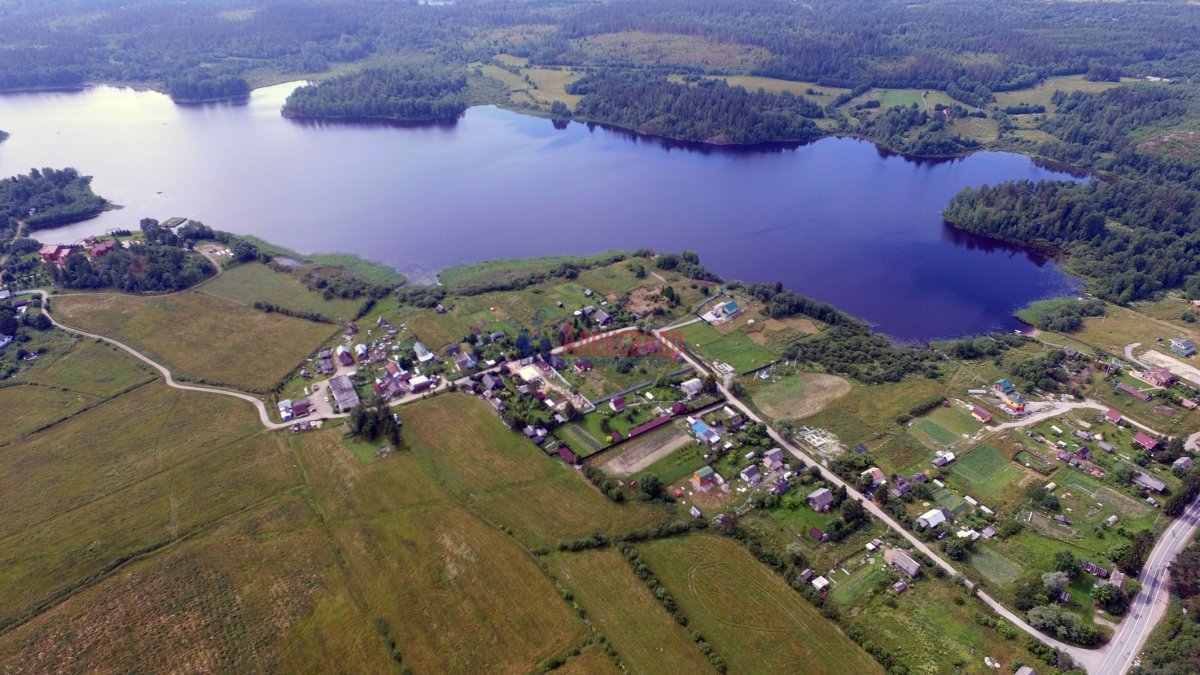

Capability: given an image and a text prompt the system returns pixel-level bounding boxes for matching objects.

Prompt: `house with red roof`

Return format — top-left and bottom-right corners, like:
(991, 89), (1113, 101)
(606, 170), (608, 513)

(1133, 432), (1159, 452)
(1104, 409), (1124, 424)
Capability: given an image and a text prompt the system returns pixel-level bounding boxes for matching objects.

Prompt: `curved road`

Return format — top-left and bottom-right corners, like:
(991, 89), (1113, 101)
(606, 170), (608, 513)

(15, 293), (1197, 672)
(20, 290), (292, 430)
(652, 326), (1200, 674)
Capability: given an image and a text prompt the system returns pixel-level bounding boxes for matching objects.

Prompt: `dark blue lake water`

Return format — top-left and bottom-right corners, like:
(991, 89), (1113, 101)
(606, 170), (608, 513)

(0, 82), (1081, 340)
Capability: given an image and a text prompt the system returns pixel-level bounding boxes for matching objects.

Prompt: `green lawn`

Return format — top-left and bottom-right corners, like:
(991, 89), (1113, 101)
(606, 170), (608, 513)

(677, 321), (778, 373)
(200, 262), (363, 321)
(916, 419), (958, 445)
(438, 250), (627, 290)
(972, 547), (1022, 586)
(950, 444), (1025, 499)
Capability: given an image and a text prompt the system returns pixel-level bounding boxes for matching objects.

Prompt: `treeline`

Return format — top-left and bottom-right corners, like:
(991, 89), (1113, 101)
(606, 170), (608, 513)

(741, 281), (862, 328)
(52, 242), (214, 292)
(282, 67), (467, 121)
(784, 326), (941, 384)
(566, 71), (822, 145)
(0, 167), (107, 230)
(252, 301), (333, 324)
(165, 72), (250, 102)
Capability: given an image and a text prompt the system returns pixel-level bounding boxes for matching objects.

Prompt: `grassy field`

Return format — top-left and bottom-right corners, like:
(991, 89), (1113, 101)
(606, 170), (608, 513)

(677, 321), (778, 373)
(1015, 295), (1085, 327)
(0, 381), (295, 637)
(551, 550), (713, 673)
(14, 337), (154, 396)
(0, 385), (103, 445)
(750, 372), (851, 420)
(236, 236), (407, 287)
(638, 535), (881, 674)
(950, 444), (1026, 499)
(438, 250), (627, 290)
(994, 75), (1128, 111)
(714, 75), (850, 99)
(199, 262), (363, 321)
(877, 88), (959, 110)
(916, 418), (958, 445)
(53, 291), (336, 391)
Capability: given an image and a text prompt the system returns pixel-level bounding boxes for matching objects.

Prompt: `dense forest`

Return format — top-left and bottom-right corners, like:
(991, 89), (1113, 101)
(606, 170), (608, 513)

(52, 242), (214, 293)
(282, 67), (467, 121)
(566, 71), (821, 144)
(4, 0), (1200, 104)
(0, 168), (108, 231)
(943, 84), (1200, 304)
(165, 72), (250, 102)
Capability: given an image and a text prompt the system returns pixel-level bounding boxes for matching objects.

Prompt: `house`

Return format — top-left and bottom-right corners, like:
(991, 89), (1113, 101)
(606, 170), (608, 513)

(862, 467), (886, 487)
(993, 379), (1015, 394)
(277, 399), (294, 421)
(740, 465), (763, 485)
(727, 414), (746, 430)
(680, 378), (704, 399)
(1174, 456), (1194, 471)
(573, 359), (594, 373)
(292, 399), (311, 418)
(798, 568), (815, 583)
(89, 239), (117, 259)
(764, 448), (786, 471)
(594, 309), (613, 326)
(1133, 471), (1167, 494)
(981, 524), (997, 539)
(481, 373), (504, 391)
(691, 420), (720, 445)
(1105, 409), (1124, 424)
(409, 375), (432, 392)
(910, 472), (928, 483)
(701, 299), (741, 325)
(1117, 383), (1153, 402)
(413, 341), (434, 364)
(1171, 337), (1196, 357)
(807, 487), (834, 512)
(455, 352), (477, 372)
(692, 466), (718, 491)
(892, 550), (922, 578)
(892, 581), (909, 595)
(609, 396), (627, 412)
(354, 343), (368, 360)
(931, 452), (956, 468)
(1133, 432), (1159, 452)
(809, 527), (827, 542)
(1143, 368), (1175, 387)
(628, 415), (672, 438)
(336, 345), (354, 367)
(917, 507), (951, 529)
(558, 447), (578, 465)
(889, 481), (911, 499)
(811, 576), (830, 592)
(971, 406), (992, 423)
(328, 374), (360, 412)
(38, 243), (69, 264)
(1002, 392), (1026, 412)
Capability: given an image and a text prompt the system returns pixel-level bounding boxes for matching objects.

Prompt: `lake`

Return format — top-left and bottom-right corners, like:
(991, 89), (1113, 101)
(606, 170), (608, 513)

(0, 82), (1081, 340)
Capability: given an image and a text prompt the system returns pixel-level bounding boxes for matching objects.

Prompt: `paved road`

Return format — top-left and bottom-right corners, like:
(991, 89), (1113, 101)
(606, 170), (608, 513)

(1125, 342), (1149, 369)
(23, 290), (292, 430)
(648, 325), (1200, 674)
(1094, 494), (1200, 675)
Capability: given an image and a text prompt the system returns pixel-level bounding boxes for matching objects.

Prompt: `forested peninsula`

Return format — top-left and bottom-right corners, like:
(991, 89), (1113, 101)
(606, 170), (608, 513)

(0, 168), (108, 231)
(282, 67), (467, 121)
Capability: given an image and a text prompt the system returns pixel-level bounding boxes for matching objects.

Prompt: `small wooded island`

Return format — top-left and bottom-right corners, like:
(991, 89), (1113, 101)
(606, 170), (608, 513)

(281, 67), (468, 121)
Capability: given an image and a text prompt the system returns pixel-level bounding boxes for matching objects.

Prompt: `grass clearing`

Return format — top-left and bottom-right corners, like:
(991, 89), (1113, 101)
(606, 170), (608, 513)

(552, 550), (713, 673)
(972, 547), (1022, 586)
(751, 372), (851, 420)
(714, 75), (850, 99)
(916, 419), (958, 445)
(677, 321), (778, 373)
(200, 262), (363, 321)
(53, 291), (336, 391)
(438, 250), (626, 291)
(15, 337), (154, 396)
(638, 535), (881, 674)
(950, 444), (1025, 499)
(994, 75), (1129, 111)
(0, 385), (101, 445)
